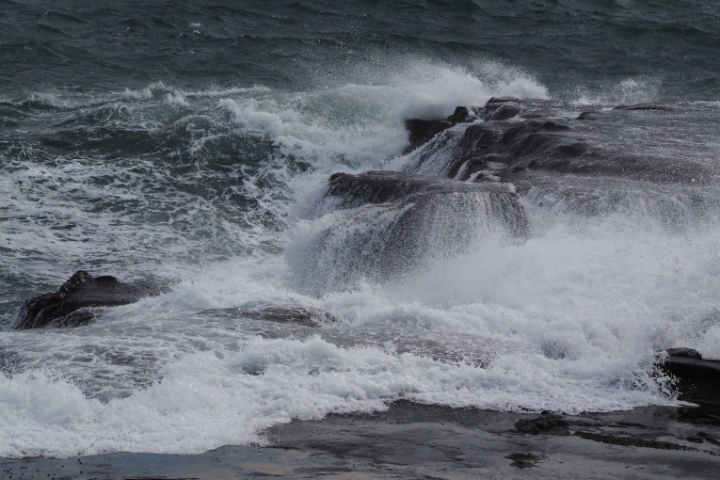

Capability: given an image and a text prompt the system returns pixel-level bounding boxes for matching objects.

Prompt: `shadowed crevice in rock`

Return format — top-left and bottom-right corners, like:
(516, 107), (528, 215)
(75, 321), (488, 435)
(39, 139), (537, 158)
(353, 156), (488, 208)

(404, 118), (457, 154)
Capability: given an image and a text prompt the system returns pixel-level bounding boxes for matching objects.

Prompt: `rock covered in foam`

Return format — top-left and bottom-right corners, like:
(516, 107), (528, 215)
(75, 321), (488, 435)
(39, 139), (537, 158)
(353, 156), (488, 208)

(403, 106), (477, 154)
(13, 270), (167, 329)
(200, 302), (338, 327)
(324, 170), (519, 209)
(402, 100), (523, 154)
(406, 98), (715, 184)
(288, 171), (528, 294)
(323, 171), (528, 241)
(402, 98), (720, 226)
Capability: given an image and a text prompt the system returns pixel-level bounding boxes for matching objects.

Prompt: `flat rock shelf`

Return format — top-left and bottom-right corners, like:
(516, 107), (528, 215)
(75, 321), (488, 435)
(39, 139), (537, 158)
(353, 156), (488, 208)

(3, 401), (720, 479)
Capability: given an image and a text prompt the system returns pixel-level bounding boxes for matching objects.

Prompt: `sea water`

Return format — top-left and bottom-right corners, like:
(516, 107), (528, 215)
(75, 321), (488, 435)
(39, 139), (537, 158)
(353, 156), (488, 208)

(1, 0), (719, 458)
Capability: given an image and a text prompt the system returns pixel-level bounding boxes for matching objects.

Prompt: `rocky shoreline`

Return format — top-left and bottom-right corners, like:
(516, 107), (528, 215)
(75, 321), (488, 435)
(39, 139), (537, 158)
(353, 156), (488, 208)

(3, 400), (720, 479)
(8, 98), (720, 478)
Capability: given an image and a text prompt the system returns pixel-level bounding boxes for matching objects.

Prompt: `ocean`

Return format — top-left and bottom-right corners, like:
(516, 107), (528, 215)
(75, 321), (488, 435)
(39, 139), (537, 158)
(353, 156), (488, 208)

(1, 0), (720, 458)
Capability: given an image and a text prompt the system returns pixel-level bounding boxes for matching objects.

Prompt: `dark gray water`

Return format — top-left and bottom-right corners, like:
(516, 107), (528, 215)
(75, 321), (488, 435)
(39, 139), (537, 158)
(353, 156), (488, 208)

(2, 0), (718, 98)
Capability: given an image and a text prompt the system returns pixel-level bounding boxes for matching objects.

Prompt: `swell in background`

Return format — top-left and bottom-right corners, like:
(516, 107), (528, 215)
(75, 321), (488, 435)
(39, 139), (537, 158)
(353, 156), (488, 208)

(1, 0), (718, 100)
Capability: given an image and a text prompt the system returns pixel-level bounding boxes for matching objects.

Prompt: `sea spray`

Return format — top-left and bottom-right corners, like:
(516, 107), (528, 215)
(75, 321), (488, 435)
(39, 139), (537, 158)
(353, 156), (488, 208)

(1, 55), (718, 458)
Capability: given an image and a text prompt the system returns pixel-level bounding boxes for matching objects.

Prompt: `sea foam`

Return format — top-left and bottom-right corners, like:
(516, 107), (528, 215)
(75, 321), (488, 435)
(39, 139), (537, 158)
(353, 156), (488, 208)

(1, 60), (713, 458)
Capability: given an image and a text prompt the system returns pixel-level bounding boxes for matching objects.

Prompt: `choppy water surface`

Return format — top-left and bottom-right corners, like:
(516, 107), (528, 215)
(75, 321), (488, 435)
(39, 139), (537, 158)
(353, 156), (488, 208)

(1, 0), (719, 458)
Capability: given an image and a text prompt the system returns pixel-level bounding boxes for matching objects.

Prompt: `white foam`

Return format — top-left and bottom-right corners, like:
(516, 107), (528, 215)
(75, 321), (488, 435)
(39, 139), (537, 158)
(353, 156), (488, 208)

(0, 332), (676, 458)
(5, 63), (716, 459)
(573, 77), (662, 106)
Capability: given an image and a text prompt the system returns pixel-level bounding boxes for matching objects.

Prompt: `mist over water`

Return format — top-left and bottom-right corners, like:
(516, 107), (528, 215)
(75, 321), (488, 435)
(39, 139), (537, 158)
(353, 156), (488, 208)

(1, 0), (720, 459)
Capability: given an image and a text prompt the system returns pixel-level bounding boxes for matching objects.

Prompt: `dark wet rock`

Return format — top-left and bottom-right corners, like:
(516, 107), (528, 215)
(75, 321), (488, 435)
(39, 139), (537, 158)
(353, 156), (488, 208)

(460, 124), (498, 151)
(401, 98), (720, 225)
(403, 106), (479, 153)
(662, 353), (720, 382)
(483, 102), (521, 121)
(613, 104), (674, 112)
(200, 303), (337, 327)
(403, 118), (454, 153)
(447, 106), (472, 123)
(482, 97), (520, 109)
(667, 347), (703, 360)
(506, 452), (542, 469)
(515, 414), (569, 435)
(322, 171), (528, 238)
(13, 270), (167, 329)
(325, 170), (517, 208)
(475, 97), (523, 121)
(405, 98), (712, 185)
(659, 348), (720, 407)
(403, 113), (594, 180)
(577, 110), (601, 120)
(573, 431), (694, 451)
(697, 431), (720, 446)
(454, 156), (510, 182)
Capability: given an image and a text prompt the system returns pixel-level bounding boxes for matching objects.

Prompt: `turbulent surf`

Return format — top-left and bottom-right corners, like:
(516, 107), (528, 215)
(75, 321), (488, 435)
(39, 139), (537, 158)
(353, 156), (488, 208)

(1, 0), (720, 459)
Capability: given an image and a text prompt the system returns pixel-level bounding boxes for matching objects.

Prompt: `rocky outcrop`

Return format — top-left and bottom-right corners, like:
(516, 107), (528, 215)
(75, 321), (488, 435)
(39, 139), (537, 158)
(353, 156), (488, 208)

(403, 106), (477, 153)
(14, 272), (338, 330)
(323, 171), (529, 240)
(404, 100), (710, 185)
(13, 270), (167, 329)
(293, 97), (720, 292)
(402, 99), (524, 155)
(296, 97), (719, 292)
(402, 98), (720, 227)
(290, 171), (528, 293)
(660, 348), (720, 407)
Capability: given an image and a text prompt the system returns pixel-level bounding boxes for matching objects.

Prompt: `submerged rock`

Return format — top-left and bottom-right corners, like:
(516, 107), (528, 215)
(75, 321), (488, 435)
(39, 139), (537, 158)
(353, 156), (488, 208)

(613, 104), (674, 112)
(200, 302), (337, 327)
(515, 414), (569, 435)
(14, 270), (167, 329)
